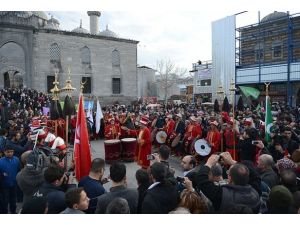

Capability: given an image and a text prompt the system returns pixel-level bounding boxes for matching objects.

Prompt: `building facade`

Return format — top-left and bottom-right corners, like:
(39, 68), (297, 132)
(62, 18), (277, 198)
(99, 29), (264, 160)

(137, 65), (157, 98)
(191, 60), (213, 103)
(236, 11), (300, 106)
(0, 11), (139, 105)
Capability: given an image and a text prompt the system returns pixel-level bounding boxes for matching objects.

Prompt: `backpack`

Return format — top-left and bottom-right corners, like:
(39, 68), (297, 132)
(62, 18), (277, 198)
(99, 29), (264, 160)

(26, 147), (50, 171)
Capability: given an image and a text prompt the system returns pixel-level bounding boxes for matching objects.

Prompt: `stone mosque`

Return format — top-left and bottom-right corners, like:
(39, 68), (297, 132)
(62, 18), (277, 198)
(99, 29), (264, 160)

(0, 11), (139, 104)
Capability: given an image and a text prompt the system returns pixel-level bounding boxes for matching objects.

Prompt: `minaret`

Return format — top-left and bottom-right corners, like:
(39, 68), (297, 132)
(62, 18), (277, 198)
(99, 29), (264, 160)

(87, 11), (101, 35)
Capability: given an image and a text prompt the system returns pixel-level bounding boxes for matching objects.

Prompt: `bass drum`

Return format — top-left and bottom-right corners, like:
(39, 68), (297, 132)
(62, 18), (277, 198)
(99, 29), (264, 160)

(104, 139), (121, 164)
(194, 139), (211, 156)
(121, 138), (137, 162)
(156, 131), (167, 144)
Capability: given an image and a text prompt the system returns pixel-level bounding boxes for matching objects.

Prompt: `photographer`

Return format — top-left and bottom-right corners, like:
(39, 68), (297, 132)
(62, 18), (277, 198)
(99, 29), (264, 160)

(152, 145), (176, 184)
(237, 127), (258, 163)
(142, 162), (178, 214)
(195, 152), (260, 213)
(33, 165), (76, 214)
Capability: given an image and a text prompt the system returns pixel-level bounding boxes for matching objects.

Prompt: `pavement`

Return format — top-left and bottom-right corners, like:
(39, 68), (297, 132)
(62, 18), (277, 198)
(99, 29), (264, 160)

(90, 139), (183, 191)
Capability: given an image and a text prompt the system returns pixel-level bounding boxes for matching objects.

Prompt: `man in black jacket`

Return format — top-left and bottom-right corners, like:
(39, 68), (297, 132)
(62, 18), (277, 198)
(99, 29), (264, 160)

(95, 162), (138, 214)
(33, 165), (74, 214)
(142, 162), (179, 214)
(195, 152), (260, 213)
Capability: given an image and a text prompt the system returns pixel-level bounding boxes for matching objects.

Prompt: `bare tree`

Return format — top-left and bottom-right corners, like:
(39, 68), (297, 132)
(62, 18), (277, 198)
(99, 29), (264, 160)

(155, 59), (187, 105)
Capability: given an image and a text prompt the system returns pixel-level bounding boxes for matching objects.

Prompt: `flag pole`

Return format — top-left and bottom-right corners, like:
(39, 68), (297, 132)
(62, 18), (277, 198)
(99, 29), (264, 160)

(264, 82), (271, 143)
(217, 84), (224, 152)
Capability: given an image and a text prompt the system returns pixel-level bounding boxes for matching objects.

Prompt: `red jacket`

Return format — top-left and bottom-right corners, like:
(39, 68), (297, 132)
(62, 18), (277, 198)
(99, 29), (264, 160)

(128, 127), (152, 169)
(165, 119), (175, 136)
(104, 124), (121, 140)
(206, 129), (221, 154)
(191, 124), (202, 139)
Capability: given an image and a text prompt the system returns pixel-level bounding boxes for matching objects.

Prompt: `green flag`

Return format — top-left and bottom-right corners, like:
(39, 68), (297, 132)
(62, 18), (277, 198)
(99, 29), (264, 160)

(239, 86), (260, 99)
(265, 95), (273, 142)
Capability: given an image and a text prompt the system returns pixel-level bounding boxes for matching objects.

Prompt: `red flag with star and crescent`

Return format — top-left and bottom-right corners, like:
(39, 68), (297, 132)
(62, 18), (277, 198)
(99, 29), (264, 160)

(74, 94), (91, 181)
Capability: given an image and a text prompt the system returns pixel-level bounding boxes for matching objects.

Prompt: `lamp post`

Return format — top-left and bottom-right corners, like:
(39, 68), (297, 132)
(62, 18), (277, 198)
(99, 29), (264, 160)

(229, 78), (237, 160)
(217, 84), (224, 108)
(50, 71), (61, 136)
(61, 66), (76, 147)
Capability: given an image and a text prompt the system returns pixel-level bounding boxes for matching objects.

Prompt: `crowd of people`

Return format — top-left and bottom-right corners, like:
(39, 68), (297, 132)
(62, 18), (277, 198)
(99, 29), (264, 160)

(1, 87), (300, 214)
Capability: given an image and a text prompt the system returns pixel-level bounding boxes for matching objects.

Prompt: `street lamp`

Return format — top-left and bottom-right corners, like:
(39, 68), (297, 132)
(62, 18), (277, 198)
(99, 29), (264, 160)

(217, 84), (224, 106)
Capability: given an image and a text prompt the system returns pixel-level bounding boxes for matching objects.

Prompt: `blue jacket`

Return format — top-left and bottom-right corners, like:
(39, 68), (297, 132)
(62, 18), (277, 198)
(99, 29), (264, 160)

(5, 139), (32, 158)
(0, 156), (20, 188)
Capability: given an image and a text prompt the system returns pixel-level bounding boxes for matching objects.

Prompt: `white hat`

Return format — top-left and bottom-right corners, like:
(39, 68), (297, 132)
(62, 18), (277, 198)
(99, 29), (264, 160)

(175, 113), (182, 118)
(190, 116), (197, 122)
(51, 137), (66, 151)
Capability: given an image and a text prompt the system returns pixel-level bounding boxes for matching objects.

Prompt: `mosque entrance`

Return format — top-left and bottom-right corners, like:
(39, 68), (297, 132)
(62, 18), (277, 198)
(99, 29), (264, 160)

(0, 41), (26, 88)
(3, 72), (10, 88)
(3, 70), (23, 88)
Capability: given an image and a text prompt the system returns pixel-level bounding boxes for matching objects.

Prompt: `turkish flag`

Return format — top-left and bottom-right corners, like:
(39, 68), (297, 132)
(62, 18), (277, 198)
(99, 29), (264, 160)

(74, 94), (91, 181)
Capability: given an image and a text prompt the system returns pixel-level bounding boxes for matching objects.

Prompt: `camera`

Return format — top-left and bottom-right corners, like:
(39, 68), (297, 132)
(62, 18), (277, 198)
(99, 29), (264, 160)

(251, 140), (260, 145)
(146, 154), (155, 160)
(176, 176), (185, 183)
(101, 177), (110, 184)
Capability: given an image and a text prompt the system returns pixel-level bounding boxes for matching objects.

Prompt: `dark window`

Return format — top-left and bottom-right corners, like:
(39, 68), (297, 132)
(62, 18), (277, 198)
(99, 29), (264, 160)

(112, 78), (121, 94)
(200, 79), (211, 86)
(255, 49), (264, 61)
(255, 43), (264, 62)
(47, 76), (55, 93)
(273, 45), (282, 58)
(82, 77), (91, 94)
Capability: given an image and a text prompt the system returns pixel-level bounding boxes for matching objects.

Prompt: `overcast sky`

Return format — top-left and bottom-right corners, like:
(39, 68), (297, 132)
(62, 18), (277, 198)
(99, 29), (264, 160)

(6, 0), (297, 73)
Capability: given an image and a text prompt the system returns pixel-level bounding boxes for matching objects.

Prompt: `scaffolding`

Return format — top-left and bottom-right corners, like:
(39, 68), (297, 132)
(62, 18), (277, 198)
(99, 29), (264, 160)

(235, 12), (300, 106)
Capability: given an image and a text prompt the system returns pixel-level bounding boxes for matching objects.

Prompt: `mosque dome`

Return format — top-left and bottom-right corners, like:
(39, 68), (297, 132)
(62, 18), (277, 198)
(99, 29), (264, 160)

(99, 25), (119, 38)
(44, 16), (60, 30)
(72, 20), (89, 34)
(261, 11), (288, 23)
(48, 17), (60, 25)
(32, 11), (48, 20)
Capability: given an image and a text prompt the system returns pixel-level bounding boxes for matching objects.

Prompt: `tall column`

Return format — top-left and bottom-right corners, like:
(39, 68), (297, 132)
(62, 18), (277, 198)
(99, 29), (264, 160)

(87, 11), (101, 35)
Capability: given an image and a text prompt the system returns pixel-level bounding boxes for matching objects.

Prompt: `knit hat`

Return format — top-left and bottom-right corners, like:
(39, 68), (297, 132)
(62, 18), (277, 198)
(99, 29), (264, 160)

(277, 157), (297, 172)
(269, 185), (293, 209)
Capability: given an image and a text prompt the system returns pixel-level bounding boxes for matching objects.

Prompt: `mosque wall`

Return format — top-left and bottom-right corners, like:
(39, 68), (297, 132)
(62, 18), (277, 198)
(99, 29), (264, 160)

(32, 31), (138, 105)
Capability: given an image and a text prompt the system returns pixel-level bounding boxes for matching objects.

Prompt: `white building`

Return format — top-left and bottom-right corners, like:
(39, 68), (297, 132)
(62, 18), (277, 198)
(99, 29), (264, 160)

(137, 66), (157, 98)
(0, 11), (139, 105)
(192, 60), (213, 103)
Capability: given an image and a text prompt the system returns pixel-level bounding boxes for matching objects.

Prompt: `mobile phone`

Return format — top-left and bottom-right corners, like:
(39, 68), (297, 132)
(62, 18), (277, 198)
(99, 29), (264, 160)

(252, 140), (260, 145)
(176, 176), (185, 183)
(147, 154), (155, 160)
(101, 177), (110, 184)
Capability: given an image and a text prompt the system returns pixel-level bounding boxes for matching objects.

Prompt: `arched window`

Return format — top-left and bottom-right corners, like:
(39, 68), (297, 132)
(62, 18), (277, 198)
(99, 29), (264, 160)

(112, 49), (120, 67)
(81, 46), (91, 65)
(254, 43), (264, 62)
(50, 43), (60, 63)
